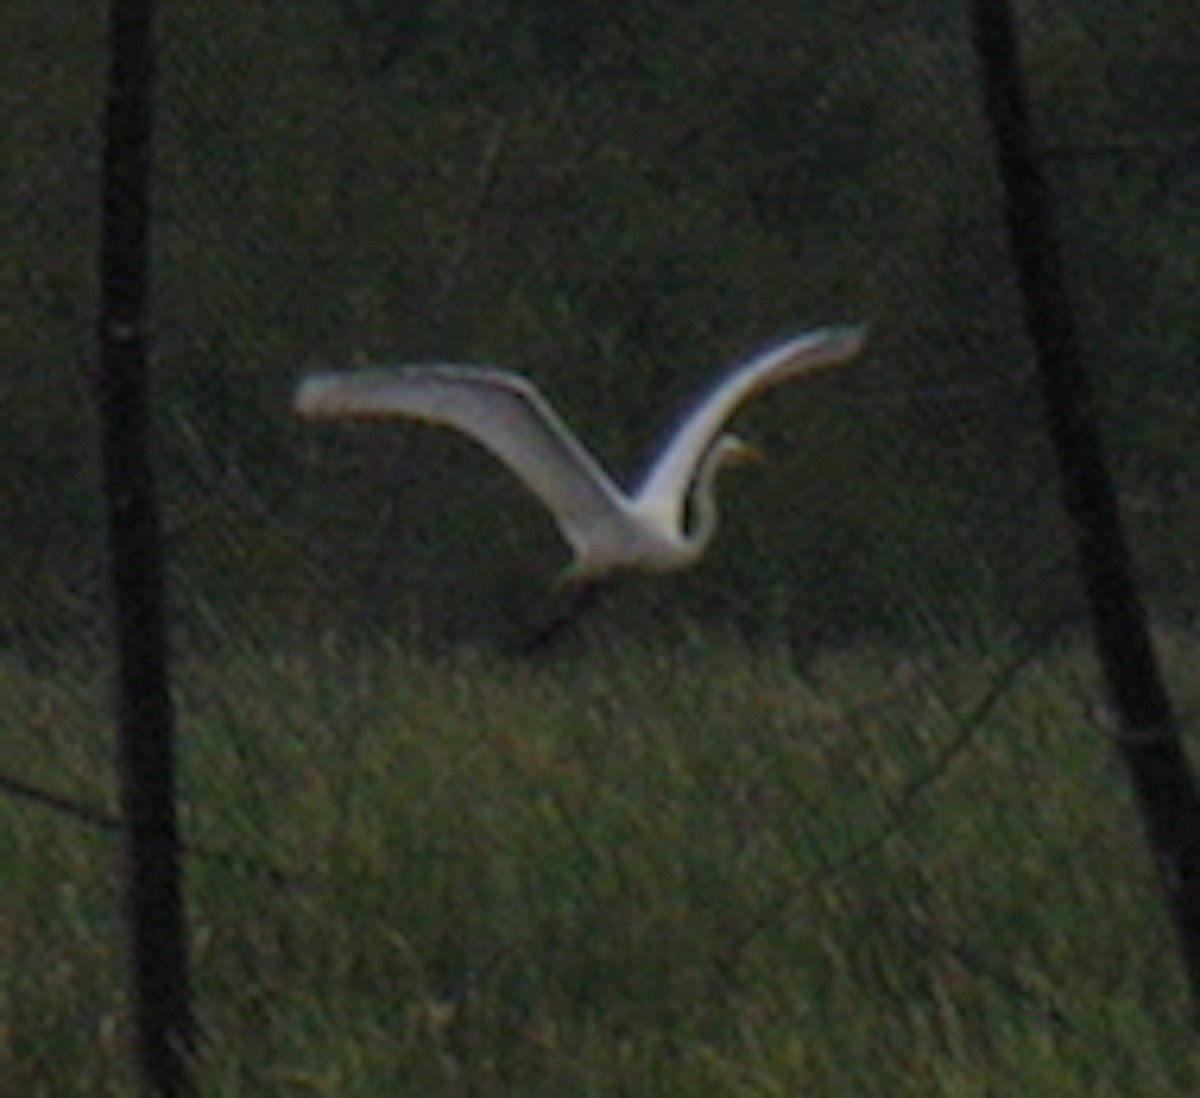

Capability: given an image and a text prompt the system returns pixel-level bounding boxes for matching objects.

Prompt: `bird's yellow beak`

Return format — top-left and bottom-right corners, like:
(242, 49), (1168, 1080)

(727, 440), (765, 467)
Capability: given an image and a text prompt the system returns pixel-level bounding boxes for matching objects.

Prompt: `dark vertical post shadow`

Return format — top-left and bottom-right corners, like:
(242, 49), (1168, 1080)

(968, 0), (1200, 1005)
(98, 0), (197, 1092)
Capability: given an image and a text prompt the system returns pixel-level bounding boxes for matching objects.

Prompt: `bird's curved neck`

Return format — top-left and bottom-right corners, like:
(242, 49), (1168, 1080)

(681, 442), (726, 550)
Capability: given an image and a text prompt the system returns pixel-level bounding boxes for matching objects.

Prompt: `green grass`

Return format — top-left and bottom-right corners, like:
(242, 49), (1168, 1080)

(3, 625), (1200, 1095)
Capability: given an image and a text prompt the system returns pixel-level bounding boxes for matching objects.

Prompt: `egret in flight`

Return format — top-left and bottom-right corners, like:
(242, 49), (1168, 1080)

(295, 325), (866, 585)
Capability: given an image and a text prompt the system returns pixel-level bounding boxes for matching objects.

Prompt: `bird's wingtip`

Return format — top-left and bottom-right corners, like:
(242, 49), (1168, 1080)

(293, 373), (347, 417)
(827, 321), (870, 348)
(774, 322), (868, 364)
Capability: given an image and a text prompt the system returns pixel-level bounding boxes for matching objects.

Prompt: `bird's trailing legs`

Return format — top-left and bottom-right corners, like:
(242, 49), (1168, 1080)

(516, 578), (610, 654)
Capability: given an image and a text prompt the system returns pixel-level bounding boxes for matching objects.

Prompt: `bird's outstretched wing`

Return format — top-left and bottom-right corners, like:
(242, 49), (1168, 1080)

(295, 366), (627, 548)
(633, 326), (868, 520)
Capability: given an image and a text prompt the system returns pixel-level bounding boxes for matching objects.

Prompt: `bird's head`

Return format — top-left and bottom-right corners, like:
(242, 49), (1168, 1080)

(711, 433), (765, 472)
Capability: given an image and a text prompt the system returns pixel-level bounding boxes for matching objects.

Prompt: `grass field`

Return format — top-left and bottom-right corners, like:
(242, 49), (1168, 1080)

(3, 624), (1199, 1095)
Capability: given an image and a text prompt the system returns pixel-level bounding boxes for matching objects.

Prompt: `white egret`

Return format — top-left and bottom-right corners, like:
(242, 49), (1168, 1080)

(295, 325), (867, 585)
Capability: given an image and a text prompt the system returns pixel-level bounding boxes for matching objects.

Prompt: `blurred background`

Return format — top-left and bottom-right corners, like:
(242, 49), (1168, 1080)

(4, 2), (1198, 655)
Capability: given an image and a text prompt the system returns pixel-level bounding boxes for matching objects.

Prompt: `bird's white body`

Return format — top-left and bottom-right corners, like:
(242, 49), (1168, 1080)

(296, 326), (867, 582)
